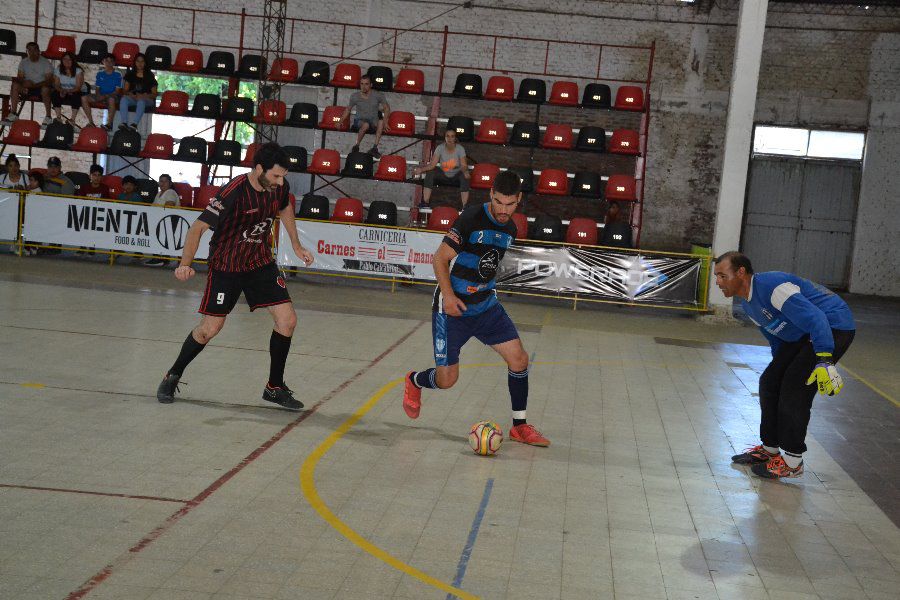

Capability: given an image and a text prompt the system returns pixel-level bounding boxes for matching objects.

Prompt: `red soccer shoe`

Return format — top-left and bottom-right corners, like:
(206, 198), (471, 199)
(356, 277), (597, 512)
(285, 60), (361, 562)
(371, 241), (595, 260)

(403, 371), (421, 419)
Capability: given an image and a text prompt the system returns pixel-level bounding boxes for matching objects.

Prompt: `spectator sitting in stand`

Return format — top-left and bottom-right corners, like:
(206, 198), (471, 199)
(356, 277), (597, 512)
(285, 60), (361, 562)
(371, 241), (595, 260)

(118, 54), (157, 131)
(8, 42), (53, 125)
(77, 164), (111, 198)
(118, 175), (142, 202)
(51, 52), (86, 126)
(43, 156), (76, 195)
(413, 128), (470, 207)
(600, 201), (633, 248)
(144, 173), (181, 267)
(0, 154), (27, 190)
(27, 170), (45, 191)
(339, 74), (390, 158)
(82, 54), (122, 130)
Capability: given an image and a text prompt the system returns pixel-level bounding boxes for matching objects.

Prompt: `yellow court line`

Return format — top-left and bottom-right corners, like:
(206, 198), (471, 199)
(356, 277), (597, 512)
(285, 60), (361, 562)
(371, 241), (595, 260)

(840, 364), (899, 408)
(20, 382), (46, 389)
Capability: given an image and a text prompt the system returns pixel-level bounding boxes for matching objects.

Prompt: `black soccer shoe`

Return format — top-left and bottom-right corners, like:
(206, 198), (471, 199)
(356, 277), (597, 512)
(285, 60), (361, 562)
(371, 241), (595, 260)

(157, 372), (181, 404)
(263, 384), (304, 410)
(731, 444), (779, 465)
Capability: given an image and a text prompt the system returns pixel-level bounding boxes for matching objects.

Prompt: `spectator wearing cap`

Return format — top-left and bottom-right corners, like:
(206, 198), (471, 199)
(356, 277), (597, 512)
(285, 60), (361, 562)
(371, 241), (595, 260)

(8, 42), (53, 125)
(118, 175), (142, 202)
(43, 157), (76, 195)
(152, 174), (180, 207)
(77, 164), (112, 199)
(81, 54), (122, 130)
(0, 155), (27, 190)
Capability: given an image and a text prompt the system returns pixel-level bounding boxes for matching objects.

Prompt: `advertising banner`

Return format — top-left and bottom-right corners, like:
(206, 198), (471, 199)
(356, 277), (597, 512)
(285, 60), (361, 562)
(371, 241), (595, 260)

(0, 192), (19, 242)
(22, 195), (211, 258)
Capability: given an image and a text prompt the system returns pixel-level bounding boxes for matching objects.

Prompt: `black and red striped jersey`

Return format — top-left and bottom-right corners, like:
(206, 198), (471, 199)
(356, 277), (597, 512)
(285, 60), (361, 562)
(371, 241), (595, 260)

(197, 174), (290, 272)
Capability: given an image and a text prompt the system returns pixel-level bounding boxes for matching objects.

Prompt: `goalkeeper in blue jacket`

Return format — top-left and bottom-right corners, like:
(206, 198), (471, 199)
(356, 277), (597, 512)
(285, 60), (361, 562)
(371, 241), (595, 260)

(713, 251), (855, 479)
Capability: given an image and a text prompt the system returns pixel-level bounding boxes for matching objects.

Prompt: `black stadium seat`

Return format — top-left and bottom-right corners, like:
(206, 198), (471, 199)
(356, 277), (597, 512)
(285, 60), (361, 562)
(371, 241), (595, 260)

(576, 126), (606, 153)
(76, 38), (107, 64)
(65, 171), (90, 188)
(135, 178), (158, 202)
(236, 54), (265, 79)
(517, 78), (546, 103)
(0, 29), (17, 55)
(510, 121), (539, 147)
(210, 140), (242, 166)
(601, 221), (633, 248)
(282, 146), (307, 172)
(221, 97), (254, 122)
(174, 137), (207, 162)
(582, 83), (611, 109)
(36, 121), (73, 149)
(202, 51), (235, 77)
(285, 103), (317, 128)
(109, 127), (141, 157)
(145, 45), (172, 71)
(366, 65), (393, 91)
(445, 116), (474, 142)
(342, 151), (374, 178)
(571, 171), (603, 199)
(299, 60), (329, 85)
(453, 73), (482, 98)
(506, 166), (534, 194)
(366, 200), (397, 226)
(531, 215), (564, 242)
(190, 94), (221, 119)
(298, 194), (329, 219)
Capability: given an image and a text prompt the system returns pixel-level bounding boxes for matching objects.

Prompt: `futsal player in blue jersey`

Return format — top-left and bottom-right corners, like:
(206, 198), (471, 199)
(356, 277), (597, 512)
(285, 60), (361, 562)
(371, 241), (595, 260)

(403, 170), (550, 446)
(714, 251), (855, 478)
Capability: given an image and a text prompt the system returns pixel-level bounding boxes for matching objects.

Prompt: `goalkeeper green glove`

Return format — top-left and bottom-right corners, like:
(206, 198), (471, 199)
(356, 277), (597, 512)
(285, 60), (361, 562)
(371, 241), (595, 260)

(806, 352), (844, 396)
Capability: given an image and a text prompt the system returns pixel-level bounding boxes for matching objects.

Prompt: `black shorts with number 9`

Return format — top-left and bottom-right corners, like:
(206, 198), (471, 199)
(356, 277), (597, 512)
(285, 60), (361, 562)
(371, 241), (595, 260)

(199, 262), (291, 316)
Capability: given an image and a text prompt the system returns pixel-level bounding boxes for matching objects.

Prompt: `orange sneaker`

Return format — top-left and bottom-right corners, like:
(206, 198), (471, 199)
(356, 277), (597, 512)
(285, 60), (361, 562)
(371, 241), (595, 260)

(402, 372), (421, 419)
(751, 455), (803, 479)
(509, 423), (550, 447)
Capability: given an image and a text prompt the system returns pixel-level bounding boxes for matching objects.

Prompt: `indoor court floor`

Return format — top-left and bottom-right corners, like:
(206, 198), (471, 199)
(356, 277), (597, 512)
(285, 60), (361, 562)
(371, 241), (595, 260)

(0, 255), (898, 600)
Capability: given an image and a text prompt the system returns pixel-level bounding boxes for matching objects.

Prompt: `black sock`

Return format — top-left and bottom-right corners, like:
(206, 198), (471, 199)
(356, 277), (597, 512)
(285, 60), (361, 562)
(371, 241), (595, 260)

(268, 330), (292, 388)
(411, 369), (438, 389)
(169, 332), (206, 377)
(509, 368), (528, 426)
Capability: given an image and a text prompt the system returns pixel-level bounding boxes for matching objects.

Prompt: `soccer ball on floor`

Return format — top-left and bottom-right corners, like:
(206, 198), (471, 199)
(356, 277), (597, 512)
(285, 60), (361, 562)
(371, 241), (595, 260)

(469, 421), (503, 456)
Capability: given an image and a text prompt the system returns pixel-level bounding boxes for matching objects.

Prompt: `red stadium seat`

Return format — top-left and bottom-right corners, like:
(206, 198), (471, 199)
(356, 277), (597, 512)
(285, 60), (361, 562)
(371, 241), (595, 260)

(307, 148), (341, 176)
(255, 100), (286, 124)
(70, 126), (109, 153)
(565, 217), (599, 245)
(3, 119), (39, 146)
(470, 163), (500, 190)
(609, 129), (640, 155)
(240, 142), (259, 167)
(484, 76), (514, 101)
(319, 106), (350, 131)
(474, 118), (508, 144)
(172, 48), (203, 73)
(44, 35), (75, 59)
(394, 68), (425, 93)
(605, 175), (637, 201)
(172, 182), (194, 206)
(511, 213), (528, 240)
(427, 206), (459, 232)
(549, 81), (579, 106)
(541, 124), (574, 150)
(268, 57), (299, 83)
(112, 41), (139, 67)
(537, 169), (569, 195)
(331, 63), (361, 88)
(194, 185), (219, 210)
(614, 86), (644, 111)
(332, 197), (364, 223)
(374, 155), (407, 182)
(139, 133), (174, 159)
(386, 111), (415, 136)
(102, 175), (122, 198)
(155, 91), (189, 116)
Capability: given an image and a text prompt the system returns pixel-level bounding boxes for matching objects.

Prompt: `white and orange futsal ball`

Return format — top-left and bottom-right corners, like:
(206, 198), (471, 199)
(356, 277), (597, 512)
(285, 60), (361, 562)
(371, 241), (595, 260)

(469, 421), (503, 456)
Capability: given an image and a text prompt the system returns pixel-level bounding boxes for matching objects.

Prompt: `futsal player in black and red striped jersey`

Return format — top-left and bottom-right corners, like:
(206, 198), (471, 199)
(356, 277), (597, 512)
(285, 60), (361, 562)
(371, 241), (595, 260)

(156, 143), (314, 410)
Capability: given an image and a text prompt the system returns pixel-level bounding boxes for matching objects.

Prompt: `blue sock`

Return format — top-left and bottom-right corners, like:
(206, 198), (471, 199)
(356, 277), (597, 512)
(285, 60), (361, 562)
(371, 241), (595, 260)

(509, 368), (528, 426)
(411, 369), (437, 389)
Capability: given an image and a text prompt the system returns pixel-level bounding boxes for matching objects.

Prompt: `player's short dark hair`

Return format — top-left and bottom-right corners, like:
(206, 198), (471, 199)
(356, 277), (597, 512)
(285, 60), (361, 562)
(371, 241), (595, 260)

(5, 154), (19, 166)
(360, 74), (371, 83)
(715, 251), (754, 275)
(25, 41), (39, 50)
(253, 142), (289, 172)
(122, 175), (136, 185)
(89, 164), (103, 175)
(492, 170), (522, 196)
(101, 53), (116, 62)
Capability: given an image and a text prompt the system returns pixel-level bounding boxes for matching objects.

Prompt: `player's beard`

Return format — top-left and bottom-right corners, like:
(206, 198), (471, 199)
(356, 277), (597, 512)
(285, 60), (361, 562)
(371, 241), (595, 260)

(258, 171), (275, 191)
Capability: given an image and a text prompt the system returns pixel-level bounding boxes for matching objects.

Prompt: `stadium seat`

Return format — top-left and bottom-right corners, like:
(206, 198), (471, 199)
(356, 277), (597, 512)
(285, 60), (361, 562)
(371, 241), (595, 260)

(282, 146), (307, 172)
(365, 200), (398, 226)
(484, 76), (514, 101)
(605, 175), (637, 201)
(509, 121), (539, 148)
(298, 194), (329, 219)
(331, 63), (361, 88)
(70, 126), (108, 153)
(470, 163), (500, 190)
(531, 215), (564, 242)
(453, 73), (482, 98)
(428, 206), (459, 232)
(135, 178), (158, 203)
(112, 41), (139, 67)
(566, 217), (599, 245)
(172, 48), (203, 73)
(394, 68), (424, 94)
(172, 182), (194, 206)
(36, 120), (73, 149)
(282, 103), (316, 129)
(576, 126), (606, 153)
(155, 91), (189, 116)
(386, 111), (415, 136)
(109, 127), (141, 156)
(221, 97), (255, 122)
(210, 140), (242, 166)
(144, 44), (172, 70)
(202, 51), (235, 77)
(517, 78), (546, 103)
(66, 171), (90, 189)
(366, 65), (393, 91)
(298, 60), (329, 85)
(342, 151), (374, 178)
(44, 35), (75, 60)
(307, 148), (341, 176)
(475, 118), (508, 144)
(236, 54), (265, 79)
(319, 106), (349, 131)
(268, 57), (299, 83)
(582, 83), (611, 109)
(536, 169), (569, 196)
(609, 129), (640, 155)
(194, 185), (219, 210)
(77, 38), (107, 64)
(102, 175), (122, 198)
(255, 100), (286, 125)
(190, 94), (221, 119)
(445, 116), (474, 142)
(174, 137), (207, 163)
(615, 86), (644, 111)
(549, 81), (579, 106)
(511, 212), (528, 240)
(506, 166), (534, 194)
(601, 221), (633, 248)
(0, 29), (17, 55)
(240, 143), (259, 167)
(374, 155), (407, 182)
(542, 123), (574, 150)
(571, 171), (602, 199)
(332, 197), (364, 223)
(140, 133), (173, 159)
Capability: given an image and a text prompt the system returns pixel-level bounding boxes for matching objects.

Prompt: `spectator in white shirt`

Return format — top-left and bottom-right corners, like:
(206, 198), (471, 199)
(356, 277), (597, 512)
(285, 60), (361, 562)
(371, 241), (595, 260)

(0, 154), (27, 190)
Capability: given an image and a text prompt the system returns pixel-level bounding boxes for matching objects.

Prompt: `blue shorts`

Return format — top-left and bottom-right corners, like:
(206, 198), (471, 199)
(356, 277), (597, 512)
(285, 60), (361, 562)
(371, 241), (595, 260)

(432, 303), (519, 367)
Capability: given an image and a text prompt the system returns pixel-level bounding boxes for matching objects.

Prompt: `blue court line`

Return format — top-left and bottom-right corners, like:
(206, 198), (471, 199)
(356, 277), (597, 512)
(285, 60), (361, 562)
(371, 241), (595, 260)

(446, 478), (495, 599)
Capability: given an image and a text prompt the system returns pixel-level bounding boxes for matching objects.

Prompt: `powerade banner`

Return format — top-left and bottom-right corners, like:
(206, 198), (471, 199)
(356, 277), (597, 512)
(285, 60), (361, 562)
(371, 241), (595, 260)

(497, 245), (701, 306)
(0, 192), (18, 241)
(278, 219), (444, 280)
(22, 195), (211, 258)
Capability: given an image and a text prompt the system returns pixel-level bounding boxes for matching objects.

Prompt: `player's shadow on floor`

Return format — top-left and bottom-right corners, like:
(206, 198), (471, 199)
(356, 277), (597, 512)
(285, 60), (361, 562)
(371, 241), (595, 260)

(337, 419), (465, 446)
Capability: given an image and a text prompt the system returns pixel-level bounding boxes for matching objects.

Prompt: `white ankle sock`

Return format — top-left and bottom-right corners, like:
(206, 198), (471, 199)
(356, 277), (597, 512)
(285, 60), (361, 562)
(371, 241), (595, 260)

(783, 451), (803, 468)
(763, 445), (779, 455)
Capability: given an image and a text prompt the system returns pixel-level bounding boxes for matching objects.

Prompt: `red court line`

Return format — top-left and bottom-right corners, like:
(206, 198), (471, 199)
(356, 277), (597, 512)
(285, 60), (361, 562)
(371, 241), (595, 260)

(0, 484), (188, 504)
(65, 320), (424, 600)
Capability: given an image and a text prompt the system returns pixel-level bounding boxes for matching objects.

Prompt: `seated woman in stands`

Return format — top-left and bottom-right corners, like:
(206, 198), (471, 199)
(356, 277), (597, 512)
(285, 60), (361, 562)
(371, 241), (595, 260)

(118, 53), (157, 131)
